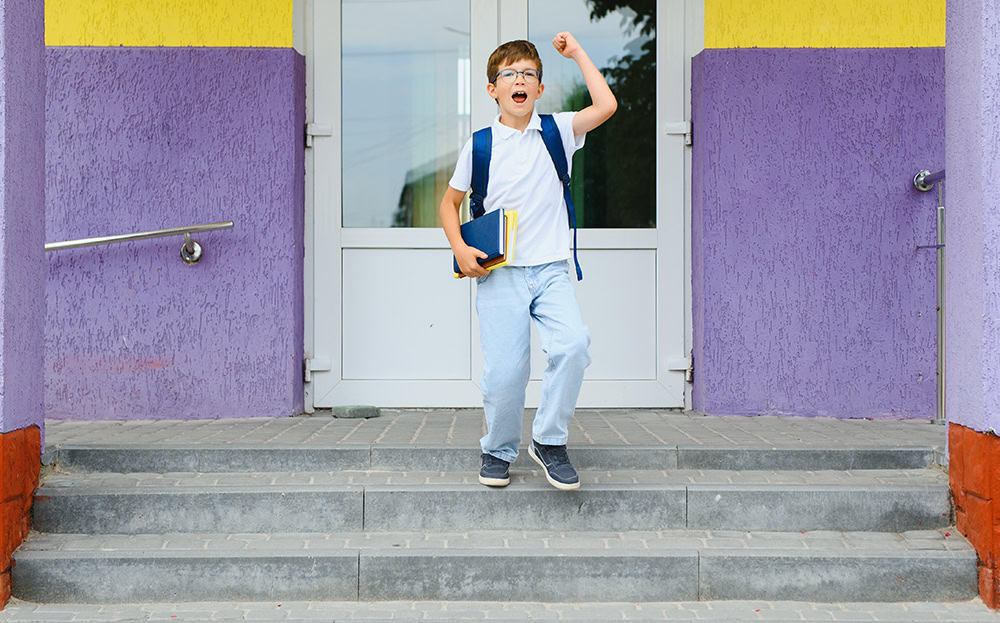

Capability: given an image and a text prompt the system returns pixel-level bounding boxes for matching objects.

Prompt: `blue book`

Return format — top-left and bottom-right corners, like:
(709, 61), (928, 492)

(452, 208), (508, 275)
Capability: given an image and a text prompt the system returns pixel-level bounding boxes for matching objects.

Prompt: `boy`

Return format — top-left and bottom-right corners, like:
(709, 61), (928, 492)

(439, 32), (617, 490)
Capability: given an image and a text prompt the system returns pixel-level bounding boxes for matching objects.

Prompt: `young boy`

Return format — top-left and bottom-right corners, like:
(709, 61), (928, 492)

(439, 32), (617, 490)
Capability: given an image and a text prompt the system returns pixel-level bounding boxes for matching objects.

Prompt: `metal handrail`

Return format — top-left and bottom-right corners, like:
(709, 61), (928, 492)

(913, 170), (946, 425)
(45, 221), (234, 264)
(914, 169), (945, 192)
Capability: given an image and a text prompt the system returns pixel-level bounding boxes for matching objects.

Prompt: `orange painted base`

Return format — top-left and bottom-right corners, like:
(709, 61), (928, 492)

(0, 426), (41, 610)
(949, 423), (1000, 609)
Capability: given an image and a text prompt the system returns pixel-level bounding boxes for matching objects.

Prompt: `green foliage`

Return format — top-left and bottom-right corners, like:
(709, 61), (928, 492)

(564, 0), (656, 228)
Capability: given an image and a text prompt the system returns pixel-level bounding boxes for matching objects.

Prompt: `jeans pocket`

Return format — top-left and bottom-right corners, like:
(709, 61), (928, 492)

(476, 271), (491, 285)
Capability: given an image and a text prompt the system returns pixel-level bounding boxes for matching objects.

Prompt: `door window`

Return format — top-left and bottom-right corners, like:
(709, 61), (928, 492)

(341, 0), (471, 228)
(529, 0), (656, 228)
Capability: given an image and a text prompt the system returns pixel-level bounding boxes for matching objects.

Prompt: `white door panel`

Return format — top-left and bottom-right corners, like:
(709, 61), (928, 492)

(342, 249), (471, 380)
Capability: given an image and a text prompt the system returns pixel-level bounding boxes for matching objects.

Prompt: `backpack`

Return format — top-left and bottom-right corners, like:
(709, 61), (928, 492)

(469, 114), (583, 281)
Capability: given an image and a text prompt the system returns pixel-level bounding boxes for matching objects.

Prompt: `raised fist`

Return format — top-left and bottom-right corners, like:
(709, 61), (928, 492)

(552, 31), (581, 58)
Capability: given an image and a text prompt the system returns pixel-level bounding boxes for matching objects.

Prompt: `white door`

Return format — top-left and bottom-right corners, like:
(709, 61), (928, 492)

(308, 0), (691, 408)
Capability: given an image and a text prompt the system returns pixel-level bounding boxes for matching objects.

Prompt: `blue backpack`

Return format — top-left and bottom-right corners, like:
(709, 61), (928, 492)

(469, 114), (583, 281)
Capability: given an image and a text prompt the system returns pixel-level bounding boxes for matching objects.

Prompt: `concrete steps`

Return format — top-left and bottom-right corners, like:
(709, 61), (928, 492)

(47, 443), (937, 472)
(13, 529), (977, 603)
(32, 469), (950, 533)
(12, 416), (977, 605)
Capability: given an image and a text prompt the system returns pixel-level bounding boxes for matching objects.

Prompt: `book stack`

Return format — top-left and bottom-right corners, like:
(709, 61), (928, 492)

(452, 209), (518, 278)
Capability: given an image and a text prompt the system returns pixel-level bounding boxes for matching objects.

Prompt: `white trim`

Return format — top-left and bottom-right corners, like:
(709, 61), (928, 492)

(498, 0), (528, 40)
(319, 380), (484, 407)
(654, 0), (687, 406)
(309, 0), (344, 408)
(292, 0), (307, 55)
(300, 0), (315, 412)
(471, 1), (500, 131)
(683, 0), (705, 410)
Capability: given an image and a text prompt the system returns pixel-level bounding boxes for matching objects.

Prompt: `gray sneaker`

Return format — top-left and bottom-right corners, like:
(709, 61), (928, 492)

(479, 453), (510, 487)
(528, 440), (580, 490)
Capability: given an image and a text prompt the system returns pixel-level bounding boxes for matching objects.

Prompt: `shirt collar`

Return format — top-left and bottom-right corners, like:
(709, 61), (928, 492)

(491, 110), (543, 140)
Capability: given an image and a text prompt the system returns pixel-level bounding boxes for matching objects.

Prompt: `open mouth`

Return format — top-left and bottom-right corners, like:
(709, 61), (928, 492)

(512, 91), (527, 104)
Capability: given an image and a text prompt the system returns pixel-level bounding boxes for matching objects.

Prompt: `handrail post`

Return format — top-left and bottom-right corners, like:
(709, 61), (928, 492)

(935, 182), (945, 426)
(914, 170), (946, 424)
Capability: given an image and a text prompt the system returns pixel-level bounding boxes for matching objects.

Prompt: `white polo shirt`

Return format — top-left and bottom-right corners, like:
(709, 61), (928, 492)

(448, 110), (585, 267)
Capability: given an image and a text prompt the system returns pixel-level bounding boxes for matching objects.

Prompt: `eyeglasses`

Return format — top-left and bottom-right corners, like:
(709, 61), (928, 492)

(492, 68), (541, 84)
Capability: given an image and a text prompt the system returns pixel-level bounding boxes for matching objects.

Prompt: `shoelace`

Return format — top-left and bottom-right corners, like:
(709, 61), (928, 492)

(539, 444), (569, 465)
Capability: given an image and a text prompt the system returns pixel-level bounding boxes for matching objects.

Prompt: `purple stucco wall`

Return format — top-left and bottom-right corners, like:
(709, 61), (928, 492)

(44, 48), (304, 420)
(0, 0), (45, 435)
(946, 0), (1000, 434)
(692, 48), (943, 418)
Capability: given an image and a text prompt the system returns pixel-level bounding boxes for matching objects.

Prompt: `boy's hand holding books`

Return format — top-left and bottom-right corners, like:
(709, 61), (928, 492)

(455, 244), (489, 278)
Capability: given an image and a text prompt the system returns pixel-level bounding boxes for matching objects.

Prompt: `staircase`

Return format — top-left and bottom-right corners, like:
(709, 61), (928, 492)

(10, 411), (979, 605)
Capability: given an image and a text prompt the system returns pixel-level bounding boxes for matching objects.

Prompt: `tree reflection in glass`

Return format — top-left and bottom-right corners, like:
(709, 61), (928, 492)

(531, 0), (655, 228)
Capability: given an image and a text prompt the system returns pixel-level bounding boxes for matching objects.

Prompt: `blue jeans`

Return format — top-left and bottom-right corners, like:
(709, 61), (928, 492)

(476, 260), (591, 463)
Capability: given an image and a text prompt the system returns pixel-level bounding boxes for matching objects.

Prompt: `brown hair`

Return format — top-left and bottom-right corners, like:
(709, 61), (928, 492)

(486, 40), (542, 83)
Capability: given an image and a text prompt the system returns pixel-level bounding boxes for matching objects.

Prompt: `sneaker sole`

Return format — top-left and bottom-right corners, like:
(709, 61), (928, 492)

(528, 444), (581, 491)
(478, 474), (510, 487)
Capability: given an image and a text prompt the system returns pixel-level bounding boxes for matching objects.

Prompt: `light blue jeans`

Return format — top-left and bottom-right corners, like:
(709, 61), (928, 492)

(476, 260), (591, 463)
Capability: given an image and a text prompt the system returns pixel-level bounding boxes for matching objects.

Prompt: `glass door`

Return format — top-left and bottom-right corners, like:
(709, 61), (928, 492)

(309, 0), (688, 408)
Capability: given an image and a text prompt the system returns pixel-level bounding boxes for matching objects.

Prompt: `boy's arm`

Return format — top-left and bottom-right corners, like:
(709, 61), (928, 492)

(439, 185), (488, 278)
(552, 31), (618, 136)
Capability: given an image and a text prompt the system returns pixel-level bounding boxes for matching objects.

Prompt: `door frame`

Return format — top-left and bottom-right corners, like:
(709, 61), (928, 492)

(299, 0), (704, 411)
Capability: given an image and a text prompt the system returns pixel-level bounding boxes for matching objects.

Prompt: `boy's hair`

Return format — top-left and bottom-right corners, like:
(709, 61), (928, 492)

(487, 40), (542, 82)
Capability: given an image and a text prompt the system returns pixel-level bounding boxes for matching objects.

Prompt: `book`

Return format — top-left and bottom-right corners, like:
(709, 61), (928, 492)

(452, 209), (518, 278)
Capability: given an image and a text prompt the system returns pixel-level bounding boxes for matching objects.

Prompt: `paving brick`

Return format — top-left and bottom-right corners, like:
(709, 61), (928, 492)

(43, 411), (947, 452)
(0, 598), (984, 622)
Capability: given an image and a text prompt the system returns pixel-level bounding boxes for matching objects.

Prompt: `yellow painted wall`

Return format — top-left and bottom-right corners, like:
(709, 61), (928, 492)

(45, 0), (293, 47)
(706, 0), (945, 48)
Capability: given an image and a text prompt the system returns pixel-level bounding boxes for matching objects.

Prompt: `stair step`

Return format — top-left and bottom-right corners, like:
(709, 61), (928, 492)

(13, 530), (977, 603)
(32, 469), (951, 533)
(47, 443), (937, 473)
(21, 416), (965, 610)
(3, 598), (998, 622)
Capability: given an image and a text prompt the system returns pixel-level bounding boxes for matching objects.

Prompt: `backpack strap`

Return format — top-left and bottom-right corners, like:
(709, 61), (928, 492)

(539, 114), (583, 281)
(470, 127), (492, 219)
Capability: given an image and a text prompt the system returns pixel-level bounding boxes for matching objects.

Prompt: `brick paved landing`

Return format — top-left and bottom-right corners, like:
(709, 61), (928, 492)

(44, 409), (946, 451)
(2, 597), (999, 621)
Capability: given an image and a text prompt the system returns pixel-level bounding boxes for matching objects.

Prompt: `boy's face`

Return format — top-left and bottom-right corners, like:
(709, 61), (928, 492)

(487, 58), (544, 122)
